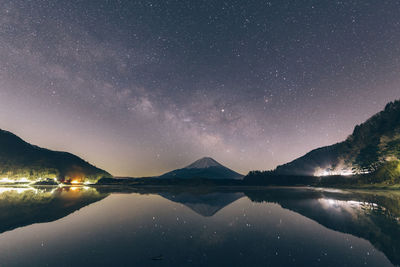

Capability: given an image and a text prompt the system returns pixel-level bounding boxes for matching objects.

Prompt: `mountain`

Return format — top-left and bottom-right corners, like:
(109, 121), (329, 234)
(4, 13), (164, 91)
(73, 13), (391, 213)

(0, 129), (111, 183)
(186, 157), (221, 169)
(275, 100), (400, 177)
(158, 157), (244, 180)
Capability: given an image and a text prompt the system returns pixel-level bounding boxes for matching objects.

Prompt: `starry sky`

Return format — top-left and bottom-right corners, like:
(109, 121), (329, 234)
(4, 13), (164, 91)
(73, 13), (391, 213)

(0, 0), (399, 177)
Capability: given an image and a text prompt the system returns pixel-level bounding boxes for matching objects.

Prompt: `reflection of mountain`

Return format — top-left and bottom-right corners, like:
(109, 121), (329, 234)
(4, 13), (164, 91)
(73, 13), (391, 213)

(51, 185), (400, 265)
(0, 186), (108, 234)
(245, 188), (400, 266)
(96, 186), (244, 217)
(159, 192), (244, 216)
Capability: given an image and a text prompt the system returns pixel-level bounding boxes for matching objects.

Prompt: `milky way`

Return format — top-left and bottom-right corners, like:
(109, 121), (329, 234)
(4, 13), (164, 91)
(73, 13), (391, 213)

(0, 0), (399, 176)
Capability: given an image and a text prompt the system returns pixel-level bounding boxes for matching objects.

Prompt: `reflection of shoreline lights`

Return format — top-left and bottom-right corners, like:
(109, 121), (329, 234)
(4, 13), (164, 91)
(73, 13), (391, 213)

(327, 199), (335, 205)
(0, 187), (37, 194)
(0, 177), (60, 184)
(0, 177), (31, 183)
(67, 186), (90, 191)
(0, 176), (95, 185)
(320, 198), (379, 210)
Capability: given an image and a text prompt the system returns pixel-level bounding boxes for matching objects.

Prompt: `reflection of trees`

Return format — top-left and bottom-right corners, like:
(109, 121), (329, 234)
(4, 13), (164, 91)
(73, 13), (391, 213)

(0, 186), (108, 234)
(244, 188), (400, 266)
(1, 185), (399, 266)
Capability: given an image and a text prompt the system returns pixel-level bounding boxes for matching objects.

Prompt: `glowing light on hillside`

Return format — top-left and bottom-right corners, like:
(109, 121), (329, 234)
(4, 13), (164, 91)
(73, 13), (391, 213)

(314, 168), (355, 177)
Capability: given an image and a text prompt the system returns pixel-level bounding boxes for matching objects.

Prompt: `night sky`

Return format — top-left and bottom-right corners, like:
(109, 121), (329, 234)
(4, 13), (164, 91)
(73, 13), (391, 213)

(0, 0), (399, 177)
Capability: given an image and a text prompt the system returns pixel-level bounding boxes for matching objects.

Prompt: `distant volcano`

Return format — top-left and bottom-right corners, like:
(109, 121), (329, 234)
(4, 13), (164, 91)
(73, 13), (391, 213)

(158, 157), (244, 180)
(185, 157), (222, 169)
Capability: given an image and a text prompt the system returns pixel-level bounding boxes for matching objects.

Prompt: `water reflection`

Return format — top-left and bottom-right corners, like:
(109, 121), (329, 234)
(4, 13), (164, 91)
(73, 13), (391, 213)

(245, 188), (400, 266)
(0, 186), (398, 266)
(136, 187), (400, 266)
(0, 185), (108, 234)
(159, 192), (244, 216)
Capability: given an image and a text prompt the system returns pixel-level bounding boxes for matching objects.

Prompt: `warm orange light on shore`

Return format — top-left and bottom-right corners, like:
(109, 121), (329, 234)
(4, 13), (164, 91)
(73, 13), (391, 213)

(71, 180), (80, 184)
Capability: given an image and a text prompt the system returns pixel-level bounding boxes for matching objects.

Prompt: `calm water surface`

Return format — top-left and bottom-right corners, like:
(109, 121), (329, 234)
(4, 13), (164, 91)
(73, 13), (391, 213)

(0, 186), (398, 266)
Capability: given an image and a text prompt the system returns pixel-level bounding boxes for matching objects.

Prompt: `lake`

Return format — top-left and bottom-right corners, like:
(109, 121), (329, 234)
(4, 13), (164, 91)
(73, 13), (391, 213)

(0, 186), (398, 266)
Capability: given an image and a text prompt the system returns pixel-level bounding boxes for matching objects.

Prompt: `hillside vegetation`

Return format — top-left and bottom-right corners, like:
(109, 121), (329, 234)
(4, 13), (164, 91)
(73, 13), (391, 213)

(0, 129), (110, 183)
(275, 100), (400, 177)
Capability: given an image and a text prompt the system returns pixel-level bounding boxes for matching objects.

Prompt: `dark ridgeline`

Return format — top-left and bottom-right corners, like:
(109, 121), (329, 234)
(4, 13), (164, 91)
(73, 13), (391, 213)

(0, 129), (111, 183)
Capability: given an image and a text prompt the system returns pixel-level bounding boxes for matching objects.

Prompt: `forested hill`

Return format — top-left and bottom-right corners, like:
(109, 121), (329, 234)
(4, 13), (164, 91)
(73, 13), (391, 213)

(0, 129), (110, 183)
(274, 100), (400, 176)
